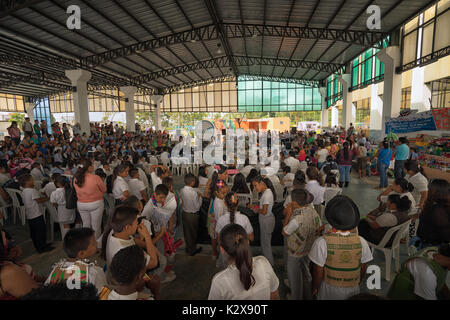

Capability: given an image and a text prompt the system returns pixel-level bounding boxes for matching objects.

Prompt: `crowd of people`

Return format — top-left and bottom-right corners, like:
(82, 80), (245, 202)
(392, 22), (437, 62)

(0, 120), (448, 300)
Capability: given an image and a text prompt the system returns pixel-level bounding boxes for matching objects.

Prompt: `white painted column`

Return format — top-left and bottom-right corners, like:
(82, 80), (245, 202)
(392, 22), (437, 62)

(331, 106), (339, 128)
(65, 69), (92, 135)
(369, 83), (384, 140)
(120, 86), (138, 133)
(411, 67), (431, 112)
(338, 73), (353, 129)
(25, 101), (35, 123)
(376, 46), (402, 136)
(151, 95), (163, 131)
(319, 87), (328, 128)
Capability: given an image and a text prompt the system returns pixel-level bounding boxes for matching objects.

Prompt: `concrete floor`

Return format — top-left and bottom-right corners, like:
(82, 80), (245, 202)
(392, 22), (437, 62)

(2, 171), (448, 299)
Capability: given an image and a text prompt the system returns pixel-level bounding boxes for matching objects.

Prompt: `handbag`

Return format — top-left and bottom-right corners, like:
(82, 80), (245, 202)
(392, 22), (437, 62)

(65, 179), (78, 210)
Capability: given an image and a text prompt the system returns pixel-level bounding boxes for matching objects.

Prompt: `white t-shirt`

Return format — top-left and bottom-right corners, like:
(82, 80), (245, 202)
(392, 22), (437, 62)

(31, 167), (45, 181)
(50, 187), (76, 223)
(41, 182), (57, 198)
(260, 189), (274, 218)
(128, 178), (146, 200)
(208, 256), (279, 300)
(317, 149), (329, 163)
(22, 187), (43, 220)
(150, 172), (162, 189)
(406, 173), (428, 204)
(198, 176), (209, 188)
(216, 212), (253, 236)
(306, 180), (325, 205)
(214, 197), (227, 222)
(112, 176), (129, 200)
(407, 258), (438, 300)
(105, 231), (150, 269)
(45, 260), (106, 293)
(308, 233), (373, 300)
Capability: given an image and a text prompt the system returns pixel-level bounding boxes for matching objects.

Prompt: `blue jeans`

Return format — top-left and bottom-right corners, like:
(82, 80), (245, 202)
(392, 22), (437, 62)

(378, 161), (389, 188)
(394, 160), (406, 179)
(338, 165), (351, 183)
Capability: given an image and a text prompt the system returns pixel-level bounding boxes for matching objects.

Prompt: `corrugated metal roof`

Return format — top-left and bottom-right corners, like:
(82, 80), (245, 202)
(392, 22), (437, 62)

(0, 0), (439, 97)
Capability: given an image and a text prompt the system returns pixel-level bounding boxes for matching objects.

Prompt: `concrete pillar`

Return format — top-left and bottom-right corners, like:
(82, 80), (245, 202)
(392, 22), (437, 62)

(319, 87), (328, 128)
(151, 95), (163, 131)
(65, 69), (92, 135)
(120, 86), (138, 132)
(331, 106), (339, 128)
(338, 73), (353, 129)
(369, 83), (384, 140)
(25, 101), (35, 123)
(411, 67), (431, 112)
(376, 46), (402, 136)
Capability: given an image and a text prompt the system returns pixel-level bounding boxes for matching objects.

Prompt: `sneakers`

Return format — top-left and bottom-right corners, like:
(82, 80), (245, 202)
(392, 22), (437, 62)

(283, 279), (290, 289)
(161, 270), (176, 284)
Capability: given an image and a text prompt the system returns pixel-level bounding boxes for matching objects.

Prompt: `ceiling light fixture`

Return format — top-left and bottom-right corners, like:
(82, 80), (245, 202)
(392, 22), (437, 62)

(216, 43), (222, 54)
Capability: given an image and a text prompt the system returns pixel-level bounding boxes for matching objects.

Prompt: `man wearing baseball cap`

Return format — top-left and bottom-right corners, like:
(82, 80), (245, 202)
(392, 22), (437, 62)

(308, 195), (373, 300)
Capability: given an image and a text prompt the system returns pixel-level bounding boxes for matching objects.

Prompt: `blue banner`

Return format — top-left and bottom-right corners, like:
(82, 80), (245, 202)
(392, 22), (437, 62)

(385, 110), (437, 134)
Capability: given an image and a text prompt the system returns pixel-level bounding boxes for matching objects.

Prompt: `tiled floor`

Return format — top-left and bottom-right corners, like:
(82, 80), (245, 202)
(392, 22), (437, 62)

(2, 171), (448, 299)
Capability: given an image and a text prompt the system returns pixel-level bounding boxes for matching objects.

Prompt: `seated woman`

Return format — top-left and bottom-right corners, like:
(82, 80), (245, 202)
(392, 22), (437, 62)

(414, 179), (450, 249)
(358, 194), (411, 245)
(370, 178), (416, 216)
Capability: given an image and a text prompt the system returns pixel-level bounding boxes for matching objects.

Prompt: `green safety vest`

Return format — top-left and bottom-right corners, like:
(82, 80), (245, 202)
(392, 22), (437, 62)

(387, 247), (448, 300)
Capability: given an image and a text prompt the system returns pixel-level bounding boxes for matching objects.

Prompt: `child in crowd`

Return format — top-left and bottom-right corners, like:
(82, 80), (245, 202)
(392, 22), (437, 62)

(45, 228), (106, 293)
(30, 162), (45, 182)
(180, 173), (203, 256)
(309, 195), (373, 300)
(198, 166), (209, 189)
(100, 245), (152, 300)
(19, 174), (54, 253)
(280, 165), (295, 193)
(305, 166), (326, 216)
(209, 180), (229, 260)
(250, 175), (276, 266)
(50, 176), (76, 240)
(208, 224), (279, 300)
(101, 205), (160, 299)
(282, 189), (321, 300)
(215, 192), (254, 269)
(50, 162), (64, 175)
(41, 173), (60, 198)
(111, 164), (130, 205)
(150, 165), (170, 189)
(128, 167), (148, 205)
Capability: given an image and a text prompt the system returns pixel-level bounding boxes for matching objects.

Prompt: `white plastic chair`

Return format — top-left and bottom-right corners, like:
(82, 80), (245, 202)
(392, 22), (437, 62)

(366, 219), (411, 281)
(5, 188), (26, 225)
(236, 193), (252, 206)
(0, 196), (12, 221)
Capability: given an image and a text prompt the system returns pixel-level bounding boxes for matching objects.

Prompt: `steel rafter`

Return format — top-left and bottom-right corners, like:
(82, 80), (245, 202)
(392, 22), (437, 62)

(271, 0), (296, 77)
(0, 0), (46, 18)
(130, 55), (342, 85)
(204, 0), (237, 75)
(80, 23), (388, 69)
(160, 75), (237, 94)
(238, 74), (320, 87)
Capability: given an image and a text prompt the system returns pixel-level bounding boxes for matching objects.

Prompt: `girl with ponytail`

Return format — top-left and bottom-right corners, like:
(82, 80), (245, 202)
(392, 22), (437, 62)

(214, 193), (254, 270)
(250, 175), (276, 265)
(204, 164), (228, 199)
(208, 224), (279, 300)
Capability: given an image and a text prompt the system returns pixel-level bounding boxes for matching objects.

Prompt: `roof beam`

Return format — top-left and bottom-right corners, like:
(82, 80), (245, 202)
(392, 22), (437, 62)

(0, 0), (46, 18)
(204, 0), (237, 75)
(130, 55), (342, 85)
(80, 22), (388, 69)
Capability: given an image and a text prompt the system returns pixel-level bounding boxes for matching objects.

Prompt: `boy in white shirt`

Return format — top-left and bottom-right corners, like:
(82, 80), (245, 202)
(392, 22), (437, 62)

(19, 174), (54, 253)
(101, 205), (160, 299)
(309, 195), (373, 300)
(41, 173), (60, 198)
(180, 173), (203, 256)
(281, 166), (295, 193)
(100, 245), (153, 300)
(128, 167), (148, 204)
(46, 228), (106, 293)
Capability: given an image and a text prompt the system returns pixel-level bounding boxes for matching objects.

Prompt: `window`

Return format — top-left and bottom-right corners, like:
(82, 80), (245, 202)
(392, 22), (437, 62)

(401, 87), (412, 109)
(237, 77), (321, 112)
(355, 98), (371, 128)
